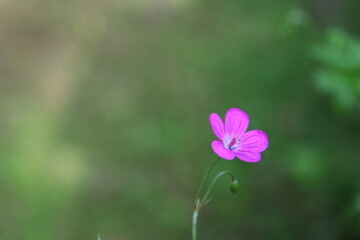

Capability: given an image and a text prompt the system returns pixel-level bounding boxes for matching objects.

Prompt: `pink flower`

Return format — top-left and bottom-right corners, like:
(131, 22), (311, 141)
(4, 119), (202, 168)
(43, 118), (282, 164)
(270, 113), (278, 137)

(209, 108), (268, 162)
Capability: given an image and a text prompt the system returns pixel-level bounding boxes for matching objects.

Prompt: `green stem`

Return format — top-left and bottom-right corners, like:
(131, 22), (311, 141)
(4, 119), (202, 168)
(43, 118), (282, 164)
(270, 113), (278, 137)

(193, 157), (220, 209)
(192, 210), (199, 240)
(192, 157), (220, 240)
(199, 171), (235, 207)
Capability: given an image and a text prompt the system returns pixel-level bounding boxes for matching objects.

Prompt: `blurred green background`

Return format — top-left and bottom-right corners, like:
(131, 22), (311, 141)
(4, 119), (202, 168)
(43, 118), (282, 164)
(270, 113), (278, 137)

(1, 0), (360, 239)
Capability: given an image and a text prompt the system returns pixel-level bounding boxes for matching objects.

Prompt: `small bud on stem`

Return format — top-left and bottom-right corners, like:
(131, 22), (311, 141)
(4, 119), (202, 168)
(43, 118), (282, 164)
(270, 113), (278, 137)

(230, 178), (239, 194)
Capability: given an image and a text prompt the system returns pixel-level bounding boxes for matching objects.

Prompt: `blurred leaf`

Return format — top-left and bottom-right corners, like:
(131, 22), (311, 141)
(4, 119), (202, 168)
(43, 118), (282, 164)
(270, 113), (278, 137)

(312, 28), (360, 112)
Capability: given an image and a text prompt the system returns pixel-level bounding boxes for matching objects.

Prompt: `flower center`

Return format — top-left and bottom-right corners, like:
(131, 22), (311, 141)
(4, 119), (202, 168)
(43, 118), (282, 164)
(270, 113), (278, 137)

(228, 137), (240, 150)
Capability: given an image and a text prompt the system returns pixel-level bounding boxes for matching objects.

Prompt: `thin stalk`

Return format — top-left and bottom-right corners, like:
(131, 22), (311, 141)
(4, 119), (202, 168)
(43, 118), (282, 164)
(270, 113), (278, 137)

(192, 210), (199, 240)
(192, 157), (220, 240)
(193, 157), (220, 208)
(199, 171), (235, 207)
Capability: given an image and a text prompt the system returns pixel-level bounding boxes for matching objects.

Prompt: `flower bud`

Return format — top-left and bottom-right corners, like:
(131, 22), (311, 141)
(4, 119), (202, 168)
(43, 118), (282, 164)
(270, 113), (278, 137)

(230, 179), (239, 194)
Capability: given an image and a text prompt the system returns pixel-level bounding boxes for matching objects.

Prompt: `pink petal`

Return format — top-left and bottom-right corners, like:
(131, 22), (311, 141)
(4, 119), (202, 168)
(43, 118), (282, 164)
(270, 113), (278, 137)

(225, 108), (249, 139)
(235, 150), (261, 162)
(209, 113), (224, 140)
(240, 130), (268, 152)
(211, 140), (235, 160)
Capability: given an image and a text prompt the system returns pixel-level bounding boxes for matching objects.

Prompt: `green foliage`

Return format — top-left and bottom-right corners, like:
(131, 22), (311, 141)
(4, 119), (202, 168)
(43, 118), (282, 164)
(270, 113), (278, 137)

(312, 29), (360, 112)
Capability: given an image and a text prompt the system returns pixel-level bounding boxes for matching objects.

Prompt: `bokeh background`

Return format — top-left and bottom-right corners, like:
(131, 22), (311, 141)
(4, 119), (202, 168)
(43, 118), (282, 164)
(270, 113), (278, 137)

(1, 0), (360, 239)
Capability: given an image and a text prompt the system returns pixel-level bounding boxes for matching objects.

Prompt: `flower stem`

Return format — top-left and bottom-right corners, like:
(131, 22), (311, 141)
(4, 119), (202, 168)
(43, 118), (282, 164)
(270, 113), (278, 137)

(192, 210), (199, 240)
(199, 171), (235, 207)
(193, 157), (220, 209)
(192, 156), (220, 240)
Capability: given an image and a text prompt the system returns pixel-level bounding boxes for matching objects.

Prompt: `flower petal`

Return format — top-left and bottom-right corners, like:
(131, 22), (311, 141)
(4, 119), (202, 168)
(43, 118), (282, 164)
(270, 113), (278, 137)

(240, 130), (268, 152)
(225, 108), (249, 139)
(211, 140), (235, 160)
(209, 113), (224, 140)
(235, 150), (262, 162)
